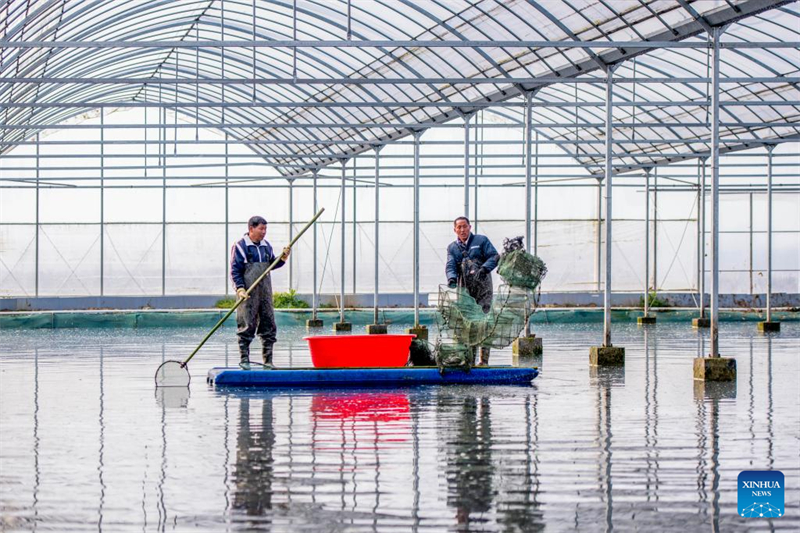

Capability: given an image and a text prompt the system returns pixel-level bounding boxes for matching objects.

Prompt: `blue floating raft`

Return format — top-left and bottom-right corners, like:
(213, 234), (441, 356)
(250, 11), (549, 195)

(207, 366), (538, 388)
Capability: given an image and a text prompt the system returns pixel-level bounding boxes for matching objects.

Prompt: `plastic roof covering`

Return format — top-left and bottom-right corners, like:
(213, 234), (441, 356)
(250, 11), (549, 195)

(0, 0), (798, 176)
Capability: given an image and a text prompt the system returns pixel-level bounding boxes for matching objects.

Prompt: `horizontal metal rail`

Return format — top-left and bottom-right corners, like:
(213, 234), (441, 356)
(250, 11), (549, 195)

(3, 182), (797, 191)
(2, 121), (798, 129)
(1, 101), (799, 108)
(1, 150), (796, 160)
(0, 39), (793, 49)
(1, 76), (796, 84)
(1, 138), (794, 146)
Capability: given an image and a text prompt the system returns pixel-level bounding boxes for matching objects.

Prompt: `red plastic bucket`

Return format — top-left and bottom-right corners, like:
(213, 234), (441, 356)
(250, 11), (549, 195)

(304, 334), (416, 368)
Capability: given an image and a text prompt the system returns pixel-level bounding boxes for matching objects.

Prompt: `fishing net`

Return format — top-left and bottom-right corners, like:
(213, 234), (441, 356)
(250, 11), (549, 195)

(496, 236), (548, 291)
(435, 340), (473, 371)
(154, 360), (191, 387)
(433, 236), (547, 368)
(438, 285), (531, 349)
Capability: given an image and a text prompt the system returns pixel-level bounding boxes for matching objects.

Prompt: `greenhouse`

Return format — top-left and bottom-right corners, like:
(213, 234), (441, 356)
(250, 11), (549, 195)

(1, 1), (798, 531)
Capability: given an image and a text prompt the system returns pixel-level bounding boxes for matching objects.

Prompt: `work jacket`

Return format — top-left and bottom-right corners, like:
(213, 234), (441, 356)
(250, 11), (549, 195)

(230, 234), (285, 290)
(445, 233), (499, 283)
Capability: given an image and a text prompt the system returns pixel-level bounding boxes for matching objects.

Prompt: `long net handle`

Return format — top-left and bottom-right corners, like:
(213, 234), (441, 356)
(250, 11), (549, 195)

(181, 208), (325, 366)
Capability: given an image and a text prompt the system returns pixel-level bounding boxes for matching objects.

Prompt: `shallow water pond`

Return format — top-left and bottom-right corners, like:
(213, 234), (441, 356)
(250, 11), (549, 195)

(1, 321), (798, 531)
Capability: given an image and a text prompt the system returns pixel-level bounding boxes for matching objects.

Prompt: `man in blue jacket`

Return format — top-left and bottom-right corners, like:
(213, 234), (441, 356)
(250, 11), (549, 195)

(445, 216), (499, 365)
(230, 216), (290, 370)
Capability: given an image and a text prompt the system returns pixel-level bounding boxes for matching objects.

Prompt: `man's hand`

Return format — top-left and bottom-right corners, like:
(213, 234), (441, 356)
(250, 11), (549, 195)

(478, 267), (489, 279)
(280, 246), (291, 261)
(236, 288), (249, 301)
(448, 279), (457, 289)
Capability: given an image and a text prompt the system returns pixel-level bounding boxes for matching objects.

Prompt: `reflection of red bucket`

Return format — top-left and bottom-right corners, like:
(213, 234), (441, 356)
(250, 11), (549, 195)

(311, 393), (411, 449)
(304, 334), (415, 368)
(311, 393), (410, 423)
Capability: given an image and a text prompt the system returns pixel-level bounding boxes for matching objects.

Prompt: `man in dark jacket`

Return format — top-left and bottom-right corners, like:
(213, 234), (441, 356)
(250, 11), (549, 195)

(445, 216), (499, 365)
(230, 216), (290, 370)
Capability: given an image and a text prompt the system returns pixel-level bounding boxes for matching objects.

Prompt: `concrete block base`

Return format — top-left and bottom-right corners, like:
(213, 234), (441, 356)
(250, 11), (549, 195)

(406, 326), (428, 341)
(692, 317), (710, 328)
(513, 336), (543, 357)
(637, 315), (657, 325)
(333, 322), (352, 332)
(693, 357), (737, 382)
(306, 318), (323, 328)
(366, 324), (388, 334)
(757, 321), (780, 332)
(589, 345), (625, 366)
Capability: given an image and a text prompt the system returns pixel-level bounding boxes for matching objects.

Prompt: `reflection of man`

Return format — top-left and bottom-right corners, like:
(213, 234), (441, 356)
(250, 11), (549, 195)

(442, 394), (494, 525)
(445, 216), (499, 366)
(233, 395), (275, 519)
(230, 216), (290, 370)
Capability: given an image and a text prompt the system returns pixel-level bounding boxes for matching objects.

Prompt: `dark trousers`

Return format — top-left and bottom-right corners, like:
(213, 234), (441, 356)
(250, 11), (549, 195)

(236, 262), (277, 351)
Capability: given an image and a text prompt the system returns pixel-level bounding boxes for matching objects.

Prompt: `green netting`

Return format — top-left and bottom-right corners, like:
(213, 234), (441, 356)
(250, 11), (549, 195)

(497, 249), (548, 290)
(435, 340), (474, 371)
(438, 285), (532, 348)
(433, 237), (548, 366)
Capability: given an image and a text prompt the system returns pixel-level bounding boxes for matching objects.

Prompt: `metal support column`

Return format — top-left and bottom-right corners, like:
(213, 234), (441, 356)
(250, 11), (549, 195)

(652, 167), (658, 294)
(373, 146), (383, 325)
(413, 131), (423, 327)
(312, 169), (319, 320)
(696, 160), (701, 308)
(602, 67), (615, 348)
(534, 130), (539, 257)
(352, 157), (357, 294)
(766, 147), (775, 322)
(35, 134), (40, 297)
(749, 192), (754, 295)
(524, 92), (533, 253)
(463, 113), (470, 218)
(100, 110), (104, 296)
(288, 178), (294, 290)
(644, 168), (651, 317)
(709, 28), (722, 357)
(596, 178), (602, 293)
(340, 159), (347, 323)
(161, 107), (167, 296)
(700, 157), (707, 318)
(224, 133), (229, 296)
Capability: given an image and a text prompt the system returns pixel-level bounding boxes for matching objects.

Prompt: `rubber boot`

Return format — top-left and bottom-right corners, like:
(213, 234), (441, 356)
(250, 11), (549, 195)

(262, 343), (275, 370)
(238, 341), (251, 370)
(478, 347), (490, 366)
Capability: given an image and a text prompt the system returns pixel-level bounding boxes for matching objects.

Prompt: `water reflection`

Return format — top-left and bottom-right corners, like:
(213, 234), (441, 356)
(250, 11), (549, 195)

(644, 327), (660, 507)
(98, 346), (106, 532)
(1, 323), (798, 531)
(33, 348), (40, 532)
(233, 394), (276, 525)
(593, 366), (622, 533)
(441, 393), (494, 528)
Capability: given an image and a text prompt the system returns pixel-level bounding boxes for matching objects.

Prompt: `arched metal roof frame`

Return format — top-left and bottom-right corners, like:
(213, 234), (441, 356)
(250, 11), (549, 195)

(1, 0), (798, 179)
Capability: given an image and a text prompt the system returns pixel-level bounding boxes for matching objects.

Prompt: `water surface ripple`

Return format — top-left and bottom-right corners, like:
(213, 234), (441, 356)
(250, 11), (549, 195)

(1, 322), (798, 531)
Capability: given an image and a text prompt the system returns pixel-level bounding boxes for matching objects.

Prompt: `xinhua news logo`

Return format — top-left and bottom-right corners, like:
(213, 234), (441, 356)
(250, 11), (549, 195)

(738, 470), (784, 518)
